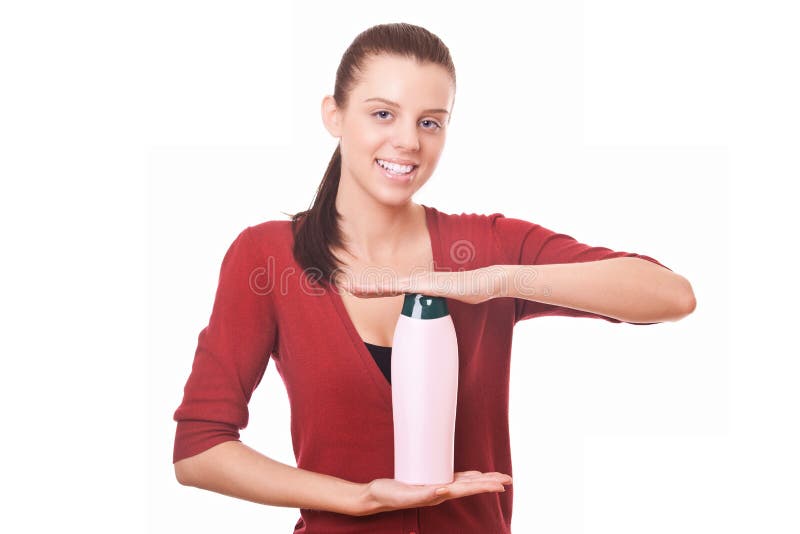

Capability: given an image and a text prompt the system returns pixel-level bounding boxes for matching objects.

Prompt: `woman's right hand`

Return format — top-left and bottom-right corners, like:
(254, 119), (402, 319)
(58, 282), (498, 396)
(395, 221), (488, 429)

(354, 470), (513, 516)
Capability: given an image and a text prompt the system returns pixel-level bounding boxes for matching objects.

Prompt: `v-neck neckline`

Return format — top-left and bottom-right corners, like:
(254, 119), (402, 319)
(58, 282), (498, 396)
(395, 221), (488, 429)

(327, 203), (442, 410)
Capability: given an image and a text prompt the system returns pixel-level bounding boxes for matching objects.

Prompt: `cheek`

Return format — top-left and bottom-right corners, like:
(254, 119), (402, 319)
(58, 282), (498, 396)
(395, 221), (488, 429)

(360, 128), (388, 151)
(351, 117), (384, 141)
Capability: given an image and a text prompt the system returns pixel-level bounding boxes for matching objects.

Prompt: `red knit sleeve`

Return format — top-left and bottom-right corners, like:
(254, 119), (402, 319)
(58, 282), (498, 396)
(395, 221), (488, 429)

(172, 226), (277, 463)
(490, 214), (672, 325)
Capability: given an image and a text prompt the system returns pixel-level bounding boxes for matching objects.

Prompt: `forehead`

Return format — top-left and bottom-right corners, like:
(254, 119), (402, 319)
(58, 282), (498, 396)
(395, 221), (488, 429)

(352, 54), (453, 109)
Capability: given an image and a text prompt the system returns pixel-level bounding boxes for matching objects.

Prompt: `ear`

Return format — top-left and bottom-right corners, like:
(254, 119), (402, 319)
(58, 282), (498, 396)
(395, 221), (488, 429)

(321, 95), (342, 138)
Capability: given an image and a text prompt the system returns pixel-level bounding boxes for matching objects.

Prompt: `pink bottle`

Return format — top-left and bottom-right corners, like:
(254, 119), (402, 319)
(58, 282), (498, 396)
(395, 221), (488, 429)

(391, 293), (459, 485)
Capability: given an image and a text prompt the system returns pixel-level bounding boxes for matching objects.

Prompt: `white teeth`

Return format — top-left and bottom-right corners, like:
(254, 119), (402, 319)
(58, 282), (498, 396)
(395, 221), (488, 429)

(377, 159), (414, 173)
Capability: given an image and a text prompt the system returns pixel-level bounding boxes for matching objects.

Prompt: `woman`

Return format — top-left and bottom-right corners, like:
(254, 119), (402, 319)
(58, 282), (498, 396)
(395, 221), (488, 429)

(172, 23), (696, 533)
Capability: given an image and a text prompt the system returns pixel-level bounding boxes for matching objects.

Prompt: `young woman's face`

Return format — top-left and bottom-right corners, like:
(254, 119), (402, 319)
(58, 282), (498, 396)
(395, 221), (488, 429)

(323, 53), (454, 206)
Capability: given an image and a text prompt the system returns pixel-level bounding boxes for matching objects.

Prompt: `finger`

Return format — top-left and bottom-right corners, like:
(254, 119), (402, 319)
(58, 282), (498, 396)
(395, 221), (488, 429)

(448, 482), (506, 498)
(454, 477), (508, 490)
(350, 289), (383, 298)
(442, 473), (504, 486)
(456, 471), (511, 483)
(478, 474), (513, 486)
(453, 472), (498, 484)
(355, 292), (400, 299)
(446, 478), (511, 498)
(350, 286), (402, 297)
(484, 472), (513, 483)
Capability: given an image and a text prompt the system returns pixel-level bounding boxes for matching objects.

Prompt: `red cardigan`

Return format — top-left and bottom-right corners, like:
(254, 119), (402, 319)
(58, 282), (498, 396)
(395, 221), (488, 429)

(173, 204), (670, 533)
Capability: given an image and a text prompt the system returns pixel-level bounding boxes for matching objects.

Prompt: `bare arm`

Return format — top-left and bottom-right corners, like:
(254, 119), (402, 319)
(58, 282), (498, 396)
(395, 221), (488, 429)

(174, 440), (368, 516)
(344, 258), (695, 323)
(174, 440), (512, 518)
(497, 257), (696, 323)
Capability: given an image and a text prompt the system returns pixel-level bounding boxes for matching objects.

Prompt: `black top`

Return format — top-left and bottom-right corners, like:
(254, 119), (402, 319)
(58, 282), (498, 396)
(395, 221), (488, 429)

(364, 341), (392, 384)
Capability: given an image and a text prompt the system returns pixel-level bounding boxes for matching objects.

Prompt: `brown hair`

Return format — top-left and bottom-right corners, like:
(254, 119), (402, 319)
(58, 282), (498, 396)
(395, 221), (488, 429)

(289, 22), (456, 287)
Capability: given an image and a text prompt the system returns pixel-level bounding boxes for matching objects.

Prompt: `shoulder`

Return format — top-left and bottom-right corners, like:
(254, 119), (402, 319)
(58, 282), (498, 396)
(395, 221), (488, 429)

(430, 203), (505, 240)
(424, 205), (509, 268)
(228, 219), (294, 262)
(247, 218), (293, 243)
(425, 204), (506, 233)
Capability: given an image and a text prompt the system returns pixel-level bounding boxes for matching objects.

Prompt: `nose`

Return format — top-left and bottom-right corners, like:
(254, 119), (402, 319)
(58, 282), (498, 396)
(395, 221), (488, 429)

(392, 119), (420, 152)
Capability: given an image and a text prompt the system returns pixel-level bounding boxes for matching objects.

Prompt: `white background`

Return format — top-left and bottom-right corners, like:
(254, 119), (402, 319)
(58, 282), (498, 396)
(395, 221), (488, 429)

(2, 1), (797, 533)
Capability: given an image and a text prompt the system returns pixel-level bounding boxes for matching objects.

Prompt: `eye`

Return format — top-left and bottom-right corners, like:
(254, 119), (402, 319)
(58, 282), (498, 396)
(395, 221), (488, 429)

(371, 111), (442, 131)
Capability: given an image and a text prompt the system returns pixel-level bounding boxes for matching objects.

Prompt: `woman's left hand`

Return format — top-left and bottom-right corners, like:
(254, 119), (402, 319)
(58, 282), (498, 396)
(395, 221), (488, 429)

(336, 266), (509, 305)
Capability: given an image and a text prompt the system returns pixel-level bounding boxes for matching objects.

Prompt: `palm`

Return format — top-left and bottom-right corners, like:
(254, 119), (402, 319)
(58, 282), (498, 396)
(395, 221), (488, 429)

(363, 470), (512, 515)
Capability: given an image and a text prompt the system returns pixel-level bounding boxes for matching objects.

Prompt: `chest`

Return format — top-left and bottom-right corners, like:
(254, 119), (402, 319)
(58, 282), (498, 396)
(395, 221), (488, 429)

(338, 250), (435, 347)
(339, 292), (406, 347)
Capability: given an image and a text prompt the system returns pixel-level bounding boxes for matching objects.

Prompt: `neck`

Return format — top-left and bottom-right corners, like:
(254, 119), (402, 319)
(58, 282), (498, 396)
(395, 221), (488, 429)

(334, 180), (422, 265)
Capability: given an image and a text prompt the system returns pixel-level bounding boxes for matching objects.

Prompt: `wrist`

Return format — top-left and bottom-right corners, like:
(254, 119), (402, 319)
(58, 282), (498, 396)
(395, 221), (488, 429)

(349, 482), (377, 517)
(501, 264), (542, 300)
(483, 265), (514, 299)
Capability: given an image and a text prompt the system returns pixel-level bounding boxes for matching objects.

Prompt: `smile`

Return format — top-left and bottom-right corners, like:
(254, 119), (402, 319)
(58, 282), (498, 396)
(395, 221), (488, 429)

(375, 159), (418, 183)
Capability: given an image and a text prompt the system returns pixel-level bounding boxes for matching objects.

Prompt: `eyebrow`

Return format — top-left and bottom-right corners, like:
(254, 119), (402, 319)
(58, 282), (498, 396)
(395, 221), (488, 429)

(362, 97), (450, 116)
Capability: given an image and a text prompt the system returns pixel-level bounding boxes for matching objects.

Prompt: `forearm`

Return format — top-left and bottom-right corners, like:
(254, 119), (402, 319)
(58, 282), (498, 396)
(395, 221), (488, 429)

(498, 257), (695, 323)
(174, 440), (370, 516)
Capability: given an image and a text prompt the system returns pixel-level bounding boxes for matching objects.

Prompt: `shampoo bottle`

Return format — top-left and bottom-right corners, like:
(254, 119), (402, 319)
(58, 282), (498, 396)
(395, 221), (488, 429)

(391, 293), (459, 485)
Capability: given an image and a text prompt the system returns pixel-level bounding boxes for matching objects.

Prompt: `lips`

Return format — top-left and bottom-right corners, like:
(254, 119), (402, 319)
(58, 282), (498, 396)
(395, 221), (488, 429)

(375, 159), (418, 183)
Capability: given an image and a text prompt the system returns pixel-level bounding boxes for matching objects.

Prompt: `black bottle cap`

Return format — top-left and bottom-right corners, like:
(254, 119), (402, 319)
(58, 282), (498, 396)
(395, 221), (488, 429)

(401, 293), (449, 319)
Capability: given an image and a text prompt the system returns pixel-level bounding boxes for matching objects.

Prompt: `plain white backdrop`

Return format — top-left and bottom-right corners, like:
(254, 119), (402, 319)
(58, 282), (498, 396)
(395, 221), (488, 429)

(1, 1), (797, 533)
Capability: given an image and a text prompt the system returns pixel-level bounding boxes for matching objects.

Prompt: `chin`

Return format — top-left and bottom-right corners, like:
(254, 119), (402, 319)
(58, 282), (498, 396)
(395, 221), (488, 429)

(371, 190), (415, 207)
